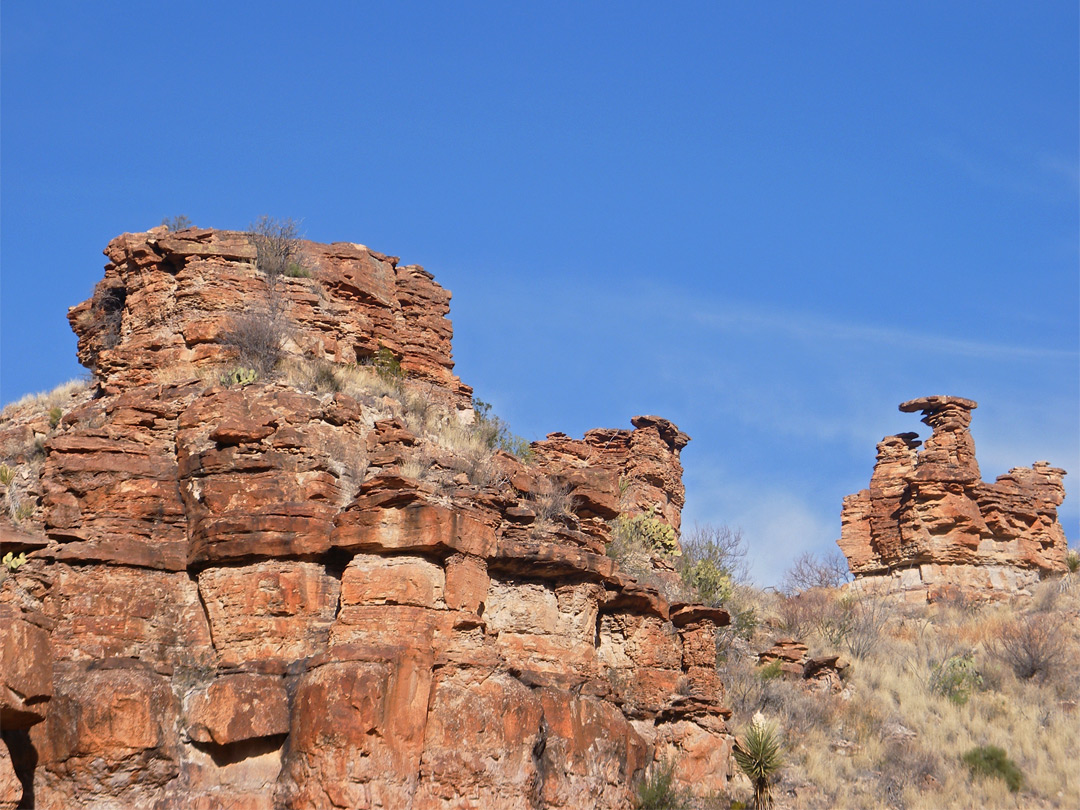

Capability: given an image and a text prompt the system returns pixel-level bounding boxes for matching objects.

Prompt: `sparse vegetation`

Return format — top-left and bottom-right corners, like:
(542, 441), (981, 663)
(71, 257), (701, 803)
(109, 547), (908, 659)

(987, 611), (1069, 682)
(714, 576), (1080, 810)
(962, 745), (1023, 793)
(161, 214), (193, 231)
(928, 651), (982, 706)
(250, 215), (306, 283)
(48, 406), (63, 428)
(635, 758), (691, 810)
(733, 712), (783, 810)
(223, 367), (259, 386)
(781, 550), (851, 594)
(472, 398), (532, 461)
(1066, 548), (1079, 574)
(676, 524), (747, 607)
(0, 465), (13, 485)
(222, 306), (287, 376)
(526, 477), (575, 535)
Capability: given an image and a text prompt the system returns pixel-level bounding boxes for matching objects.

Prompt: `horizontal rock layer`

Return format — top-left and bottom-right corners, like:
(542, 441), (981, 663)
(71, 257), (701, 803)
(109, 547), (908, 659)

(0, 228), (729, 809)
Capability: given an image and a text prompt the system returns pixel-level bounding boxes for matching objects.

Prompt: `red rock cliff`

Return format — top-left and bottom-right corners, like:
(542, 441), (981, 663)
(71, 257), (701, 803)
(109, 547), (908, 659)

(838, 395), (1068, 600)
(0, 227), (731, 809)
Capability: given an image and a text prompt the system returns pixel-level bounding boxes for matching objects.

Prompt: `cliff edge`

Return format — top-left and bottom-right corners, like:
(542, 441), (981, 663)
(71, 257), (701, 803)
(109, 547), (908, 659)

(0, 227), (732, 809)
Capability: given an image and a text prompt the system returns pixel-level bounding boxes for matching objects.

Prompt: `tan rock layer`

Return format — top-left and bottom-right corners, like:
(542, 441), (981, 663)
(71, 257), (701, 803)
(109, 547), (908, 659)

(839, 396), (1068, 598)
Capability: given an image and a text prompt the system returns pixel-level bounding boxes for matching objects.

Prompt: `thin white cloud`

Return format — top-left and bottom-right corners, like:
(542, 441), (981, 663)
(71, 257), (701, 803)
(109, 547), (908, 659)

(687, 302), (1077, 362)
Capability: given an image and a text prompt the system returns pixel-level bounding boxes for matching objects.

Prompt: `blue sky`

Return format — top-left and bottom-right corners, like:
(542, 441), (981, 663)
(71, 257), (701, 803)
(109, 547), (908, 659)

(2, 2), (1077, 584)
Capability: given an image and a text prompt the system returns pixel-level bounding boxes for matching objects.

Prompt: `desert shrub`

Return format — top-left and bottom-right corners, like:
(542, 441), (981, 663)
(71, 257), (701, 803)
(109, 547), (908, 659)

(928, 651), (982, 705)
(635, 757), (690, 810)
(1066, 549), (1080, 575)
(222, 367), (259, 387)
(676, 524), (746, 607)
(611, 508), (679, 556)
(720, 657), (767, 721)
(758, 660), (784, 681)
(250, 215), (305, 282)
(781, 551), (851, 594)
(284, 262), (312, 278)
(826, 590), (892, 659)
(367, 346), (406, 382)
(222, 306), (287, 376)
(733, 712), (783, 810)
(92, 284), (127, 349)
(988, 612), (1068, 682)
(961, 745), (1023, 793)
(471, 398), (532, 460)
(876, 738), (942, 808)
(527, 478), (575, 530)
(161, 214), (192, 231)
(777, 588), (833, 639)
(0, 465), (13, 486)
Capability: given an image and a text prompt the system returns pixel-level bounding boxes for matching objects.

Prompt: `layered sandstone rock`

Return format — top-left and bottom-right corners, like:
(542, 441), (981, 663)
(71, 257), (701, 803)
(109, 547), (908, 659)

(838, 396), (1068, 600)
(0, 228), (732, 808)
(67, 227), (472, 406)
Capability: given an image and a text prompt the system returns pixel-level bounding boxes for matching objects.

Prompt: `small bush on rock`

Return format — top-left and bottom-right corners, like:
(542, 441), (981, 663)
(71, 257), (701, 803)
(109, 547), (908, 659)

(250, 215), (306, 283)
(635, 757), (691, 810)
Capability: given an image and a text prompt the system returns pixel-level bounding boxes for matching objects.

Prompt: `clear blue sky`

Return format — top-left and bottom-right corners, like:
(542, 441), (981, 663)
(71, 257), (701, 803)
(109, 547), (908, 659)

(3, 2), (1077, 584)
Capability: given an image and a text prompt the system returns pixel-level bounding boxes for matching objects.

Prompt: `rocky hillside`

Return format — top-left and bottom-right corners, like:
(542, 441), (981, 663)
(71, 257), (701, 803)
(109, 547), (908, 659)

(0, 227), (733, 809)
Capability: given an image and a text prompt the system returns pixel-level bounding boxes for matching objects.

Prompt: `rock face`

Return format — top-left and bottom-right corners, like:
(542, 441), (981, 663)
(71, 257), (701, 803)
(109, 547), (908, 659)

(838, 396), (1068, 600)
(0, 227), (732, 809)
(67, 227), (473, 406)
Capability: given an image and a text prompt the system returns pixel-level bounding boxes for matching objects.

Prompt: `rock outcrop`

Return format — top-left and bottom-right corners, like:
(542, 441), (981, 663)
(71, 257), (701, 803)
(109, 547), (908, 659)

(0, 227), (733, 809)
(838, 396), (1068, 601)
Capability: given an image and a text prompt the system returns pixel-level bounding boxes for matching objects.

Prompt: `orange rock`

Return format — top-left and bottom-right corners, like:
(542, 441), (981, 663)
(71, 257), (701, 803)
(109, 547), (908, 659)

(2, 227), (733, 807)
(839, 396), (1068, 600)
(185, 674), (289, 745)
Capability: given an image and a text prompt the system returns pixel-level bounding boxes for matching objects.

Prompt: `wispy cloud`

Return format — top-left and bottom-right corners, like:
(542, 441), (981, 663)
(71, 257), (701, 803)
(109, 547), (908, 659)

(928, 139), (1080, 200)
(686, 302), (1077, 362)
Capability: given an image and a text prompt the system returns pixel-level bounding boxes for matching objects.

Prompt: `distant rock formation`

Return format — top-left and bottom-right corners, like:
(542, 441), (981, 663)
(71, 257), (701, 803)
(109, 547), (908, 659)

(838, 395), (1068, 601)
(0, 227), (732, 809)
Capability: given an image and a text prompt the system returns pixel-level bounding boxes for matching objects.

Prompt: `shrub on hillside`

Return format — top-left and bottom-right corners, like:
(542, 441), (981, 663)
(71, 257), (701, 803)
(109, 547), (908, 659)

(988, 612), (1068, 682)
(733, 712), (783, 810)
(781, 550), (851, 594)
(928, 651), (982, 705)
(962, 745), (1023, 793)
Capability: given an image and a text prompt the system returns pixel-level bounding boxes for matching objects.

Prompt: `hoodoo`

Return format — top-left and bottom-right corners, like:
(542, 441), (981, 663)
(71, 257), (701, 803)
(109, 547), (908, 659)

(838, 395), (1068, 601)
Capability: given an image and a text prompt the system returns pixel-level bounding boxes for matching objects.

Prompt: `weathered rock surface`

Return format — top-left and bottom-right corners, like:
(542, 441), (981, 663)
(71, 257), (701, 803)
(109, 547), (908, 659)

(0, 228), (731, 808)
(838, 396), (1068, 600)
(67, 227), (472, 406)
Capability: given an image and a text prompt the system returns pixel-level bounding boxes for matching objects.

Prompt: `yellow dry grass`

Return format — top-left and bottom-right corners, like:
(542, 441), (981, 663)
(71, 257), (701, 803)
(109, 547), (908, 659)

(723, 582), (1080, 810)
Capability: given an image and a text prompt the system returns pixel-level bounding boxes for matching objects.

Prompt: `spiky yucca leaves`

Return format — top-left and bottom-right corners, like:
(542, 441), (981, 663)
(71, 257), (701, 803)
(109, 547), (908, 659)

(733, 712), (783, 810)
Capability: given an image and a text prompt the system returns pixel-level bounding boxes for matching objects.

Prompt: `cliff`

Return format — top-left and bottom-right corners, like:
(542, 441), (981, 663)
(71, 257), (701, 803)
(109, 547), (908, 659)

(838, 395), (1068, 601)
(0, 227), (732, 809)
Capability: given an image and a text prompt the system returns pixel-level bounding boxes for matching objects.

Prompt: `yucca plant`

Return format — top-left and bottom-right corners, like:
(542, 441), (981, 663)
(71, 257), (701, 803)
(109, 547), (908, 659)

(733, 712), (783, 810)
